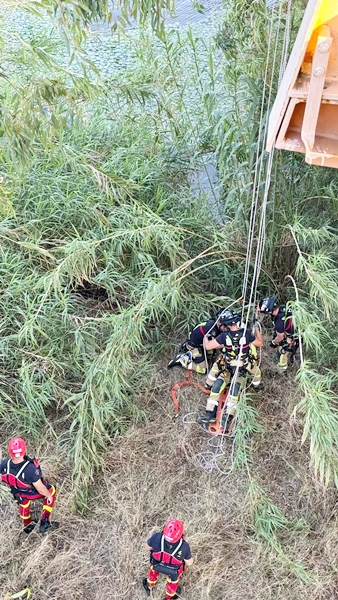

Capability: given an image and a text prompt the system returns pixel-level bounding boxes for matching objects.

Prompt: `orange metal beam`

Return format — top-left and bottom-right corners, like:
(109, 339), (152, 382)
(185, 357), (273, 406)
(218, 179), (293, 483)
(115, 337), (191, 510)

(267, 0), (338, 168)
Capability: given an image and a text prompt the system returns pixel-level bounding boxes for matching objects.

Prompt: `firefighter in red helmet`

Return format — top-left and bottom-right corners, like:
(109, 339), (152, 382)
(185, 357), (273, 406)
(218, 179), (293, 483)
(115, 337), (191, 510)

(0, 437), (58, 534)
(142, 519), (193, 599)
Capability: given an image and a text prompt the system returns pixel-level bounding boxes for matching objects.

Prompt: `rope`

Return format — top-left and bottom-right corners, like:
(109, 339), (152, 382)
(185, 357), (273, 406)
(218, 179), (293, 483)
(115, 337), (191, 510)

(246, 0), (293, 318)
(242, 0), (291, 326)
(193, 401), (238, 477)
(192, 0), (294, 475)
(278, 0), (293, 87)
(241, 0), (280, 319)
(171, 380), (210, 414)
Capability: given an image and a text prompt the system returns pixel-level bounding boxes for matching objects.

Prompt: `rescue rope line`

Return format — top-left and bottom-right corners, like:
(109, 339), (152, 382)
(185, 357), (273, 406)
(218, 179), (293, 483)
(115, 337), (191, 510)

(192, 0), (293, 475)
(278, 0), (293, 87)
(242, 0), (286, 326)
(226, 0), (292, 475)
(234, 0), (288, 394)
(243, 0), (295, 321)
(241, 0), (282, 318)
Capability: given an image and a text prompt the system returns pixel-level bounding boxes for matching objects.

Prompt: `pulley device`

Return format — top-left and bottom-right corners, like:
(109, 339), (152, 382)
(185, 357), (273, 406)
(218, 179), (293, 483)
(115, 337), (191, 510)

(171, 375), (235, 436)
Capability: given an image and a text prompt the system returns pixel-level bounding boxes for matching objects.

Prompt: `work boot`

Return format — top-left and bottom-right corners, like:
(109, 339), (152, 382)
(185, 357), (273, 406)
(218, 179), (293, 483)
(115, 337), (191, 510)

(164, 586), (181, 600)
(23, 520), (37, 534)
(178, 351), (192, 368)
(278, 353), (288, 371)
(142, 577), (151, 597)
(197, 410), (216, 425)
(39, 518), (59, 533)
(167, 354), (183, 369)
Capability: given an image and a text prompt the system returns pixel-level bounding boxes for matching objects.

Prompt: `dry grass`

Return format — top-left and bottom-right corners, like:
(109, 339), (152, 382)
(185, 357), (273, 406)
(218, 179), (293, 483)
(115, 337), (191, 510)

(0, 347), (337, 600)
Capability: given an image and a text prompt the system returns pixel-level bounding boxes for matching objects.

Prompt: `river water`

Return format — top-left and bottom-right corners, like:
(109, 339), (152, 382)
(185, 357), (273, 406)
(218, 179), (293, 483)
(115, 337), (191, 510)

(6, 0), (225, 222)
(91, 0), (225, 222)
(91, 0), (223, 31)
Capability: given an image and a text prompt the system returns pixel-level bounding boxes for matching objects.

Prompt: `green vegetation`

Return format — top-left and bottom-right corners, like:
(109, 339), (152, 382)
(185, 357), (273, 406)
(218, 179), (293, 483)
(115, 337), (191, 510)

(0, 0), (337, 599)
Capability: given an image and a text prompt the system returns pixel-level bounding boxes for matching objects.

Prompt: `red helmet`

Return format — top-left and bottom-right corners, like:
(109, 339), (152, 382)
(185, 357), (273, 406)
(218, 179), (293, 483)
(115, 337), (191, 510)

(163, 519), (184, 543)
(8, 437), (27, 458)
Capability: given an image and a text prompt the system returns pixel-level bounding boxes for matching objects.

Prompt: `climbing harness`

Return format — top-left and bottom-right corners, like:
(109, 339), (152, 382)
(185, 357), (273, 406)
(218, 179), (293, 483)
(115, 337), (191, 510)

(1, 457), (44, 500)
(201, 296), (243, 376)
(170, 1), (295, 474)
(150, 535), (184, 577)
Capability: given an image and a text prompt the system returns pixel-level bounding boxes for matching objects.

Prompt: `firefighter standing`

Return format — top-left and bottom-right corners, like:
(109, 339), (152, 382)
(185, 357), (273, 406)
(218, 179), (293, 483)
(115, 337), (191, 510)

(0, 437), (58, 533)
(142, 519), (193, 600)
(197, 310), (263, 425)
(257, 296), (298, 371)
(167, 311), (227, 374)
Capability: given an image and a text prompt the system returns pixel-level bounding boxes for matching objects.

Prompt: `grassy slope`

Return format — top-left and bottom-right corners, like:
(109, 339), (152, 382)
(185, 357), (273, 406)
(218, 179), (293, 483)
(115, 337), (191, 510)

(0, 4), (337, 600)
(1, 346), (337, 600)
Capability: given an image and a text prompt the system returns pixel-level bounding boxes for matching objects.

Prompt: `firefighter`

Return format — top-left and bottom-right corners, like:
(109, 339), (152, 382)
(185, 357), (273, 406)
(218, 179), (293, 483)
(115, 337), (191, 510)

(167, 311), (227, 375)
(142, 519), (193, 600)
(257, 296), (298, 371)
(0, 437), (58, 534)
(197, 310), (263, 425)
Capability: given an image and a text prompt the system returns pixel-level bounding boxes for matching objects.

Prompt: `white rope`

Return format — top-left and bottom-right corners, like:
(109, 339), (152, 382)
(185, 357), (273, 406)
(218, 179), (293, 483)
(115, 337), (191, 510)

(242, 0), (287, 326)
(228, 1), (285, 472)
(278, 0), (293, 87)
(248, 0), (293, 316)
(182, 412), (200, 424)
(193, 402), (240, 476)
(193, 0), (294, 475)
(241, 0), (281, 316)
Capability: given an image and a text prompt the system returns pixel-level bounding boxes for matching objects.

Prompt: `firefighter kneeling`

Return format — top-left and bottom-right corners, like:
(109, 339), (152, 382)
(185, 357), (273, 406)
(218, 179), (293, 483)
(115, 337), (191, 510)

(167, 311), (228, 375)
(142, 519), (193, 600)
(197, 310), (263, 426)
(257, 296), (299, 371)
(0, 437), (59, 534)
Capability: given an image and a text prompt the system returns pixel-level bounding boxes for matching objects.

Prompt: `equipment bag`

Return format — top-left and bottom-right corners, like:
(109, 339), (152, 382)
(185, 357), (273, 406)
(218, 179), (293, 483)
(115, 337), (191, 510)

(152, 561), (180, 577)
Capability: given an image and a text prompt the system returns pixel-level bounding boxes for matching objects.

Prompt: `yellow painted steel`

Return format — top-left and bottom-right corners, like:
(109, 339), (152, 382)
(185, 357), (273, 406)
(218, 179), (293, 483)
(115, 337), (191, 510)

(314, 0), (337, 28)
(267, 0), (338, 168)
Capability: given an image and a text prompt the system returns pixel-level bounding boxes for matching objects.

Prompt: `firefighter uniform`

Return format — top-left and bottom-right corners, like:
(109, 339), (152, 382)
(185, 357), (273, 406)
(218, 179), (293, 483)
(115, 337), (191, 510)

(258, 297), (299, 371)
(168, 318), (220, 374)
(143, 520), (193, 600)
(0, 455), (56, 532)
(200, 329), (261, 423)
(272, 306), (299, 370)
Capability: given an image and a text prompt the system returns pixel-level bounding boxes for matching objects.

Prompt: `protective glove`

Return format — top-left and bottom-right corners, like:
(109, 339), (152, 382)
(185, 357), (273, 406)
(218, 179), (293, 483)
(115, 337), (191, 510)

(252, 319), (260, 330)
(208, 326), (218, 338)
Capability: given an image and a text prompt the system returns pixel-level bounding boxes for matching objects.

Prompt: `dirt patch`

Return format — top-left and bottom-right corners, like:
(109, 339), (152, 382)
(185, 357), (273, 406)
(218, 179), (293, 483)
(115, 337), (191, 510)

(0, 349), (337, 600)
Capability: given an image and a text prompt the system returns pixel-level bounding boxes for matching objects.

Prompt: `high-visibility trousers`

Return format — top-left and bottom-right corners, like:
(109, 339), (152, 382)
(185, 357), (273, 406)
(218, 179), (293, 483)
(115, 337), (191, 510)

(17, 484), (56, 527)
